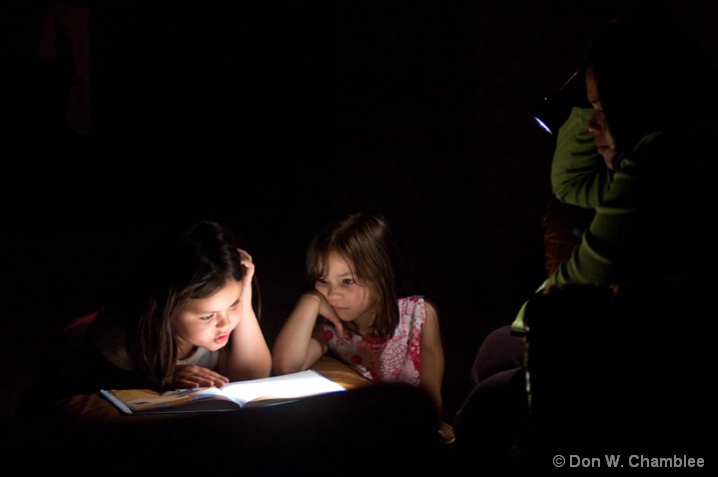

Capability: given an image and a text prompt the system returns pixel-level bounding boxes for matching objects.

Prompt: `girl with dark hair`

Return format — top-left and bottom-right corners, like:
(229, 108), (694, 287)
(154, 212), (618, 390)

(61, 220), (272, 394)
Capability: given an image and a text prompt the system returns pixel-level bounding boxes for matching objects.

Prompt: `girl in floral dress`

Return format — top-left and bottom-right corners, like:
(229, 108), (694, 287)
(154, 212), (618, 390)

(272, 212), (449, 440)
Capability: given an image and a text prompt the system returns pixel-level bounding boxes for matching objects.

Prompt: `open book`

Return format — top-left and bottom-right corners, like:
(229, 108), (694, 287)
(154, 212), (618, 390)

(100, 369), (347, 415)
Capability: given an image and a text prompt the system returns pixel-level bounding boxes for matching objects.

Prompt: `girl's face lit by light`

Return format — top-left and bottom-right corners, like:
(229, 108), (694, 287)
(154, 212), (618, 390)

(314, 252), (375, 326)
(174, 279), (243, 359)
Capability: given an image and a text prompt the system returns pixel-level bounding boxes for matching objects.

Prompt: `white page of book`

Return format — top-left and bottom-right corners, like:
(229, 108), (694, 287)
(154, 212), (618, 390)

(218, 369), (346, 405)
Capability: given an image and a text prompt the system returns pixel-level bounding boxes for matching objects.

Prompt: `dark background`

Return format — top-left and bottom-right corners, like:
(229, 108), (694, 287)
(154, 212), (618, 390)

(2, 0), (715, 425)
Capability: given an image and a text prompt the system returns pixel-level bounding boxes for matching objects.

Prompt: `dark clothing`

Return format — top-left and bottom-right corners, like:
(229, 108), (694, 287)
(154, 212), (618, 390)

(455, 282), (713, 475)
(454, 326), (528, 473)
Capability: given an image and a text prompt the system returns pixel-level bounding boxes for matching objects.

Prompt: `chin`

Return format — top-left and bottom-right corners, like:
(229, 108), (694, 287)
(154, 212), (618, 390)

(207, 341), (226, 351)
(603, 154), (618, 171)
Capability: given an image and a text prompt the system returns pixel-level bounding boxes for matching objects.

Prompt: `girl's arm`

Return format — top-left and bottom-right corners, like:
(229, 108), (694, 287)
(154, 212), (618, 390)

(221, 250), (272, 381)
(271, 290), (335, 375)
(419, 299), (444, 414)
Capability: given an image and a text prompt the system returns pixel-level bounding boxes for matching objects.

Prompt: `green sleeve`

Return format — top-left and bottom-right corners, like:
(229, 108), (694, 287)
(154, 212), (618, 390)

(547, 132), (662, 289)
(512, 112), (660, 333)
(550, 107), (612, 208)
(512, 107), (609, 332)
(510, 280), (547, 333)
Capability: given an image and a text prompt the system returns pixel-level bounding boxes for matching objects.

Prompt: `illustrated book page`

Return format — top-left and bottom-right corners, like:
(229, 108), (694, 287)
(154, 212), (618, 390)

(100, 369), (347, 414)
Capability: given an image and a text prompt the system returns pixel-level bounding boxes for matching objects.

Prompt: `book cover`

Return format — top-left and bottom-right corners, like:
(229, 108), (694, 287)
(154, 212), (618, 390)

(100, 369), (347, 415)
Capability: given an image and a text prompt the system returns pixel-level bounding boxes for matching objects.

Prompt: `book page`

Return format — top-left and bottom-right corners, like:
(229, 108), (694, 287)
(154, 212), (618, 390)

(100, 370), (346, 414)
(220, 370), (346, 405)
(101, 387), (237, 413)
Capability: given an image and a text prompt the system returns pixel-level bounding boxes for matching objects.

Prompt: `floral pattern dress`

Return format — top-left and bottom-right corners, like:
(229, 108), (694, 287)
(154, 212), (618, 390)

(322, 296), (426, 386)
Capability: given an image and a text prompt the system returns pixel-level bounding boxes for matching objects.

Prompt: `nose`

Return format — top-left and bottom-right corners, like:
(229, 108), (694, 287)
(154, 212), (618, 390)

(587, 111), (602, 135)
(325, 284), (341, 300)
(215, 312), (230, 328)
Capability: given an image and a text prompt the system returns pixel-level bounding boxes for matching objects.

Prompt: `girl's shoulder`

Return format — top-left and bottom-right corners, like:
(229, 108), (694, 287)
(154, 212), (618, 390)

(399, 295), (423, 302)
(398, 296), (438, 320)
(398, 295), (437, 308)
(398, 295), (424, 309)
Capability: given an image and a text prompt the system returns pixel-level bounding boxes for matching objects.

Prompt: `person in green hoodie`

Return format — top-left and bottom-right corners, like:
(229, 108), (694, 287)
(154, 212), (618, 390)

(455, 2), (718, 470)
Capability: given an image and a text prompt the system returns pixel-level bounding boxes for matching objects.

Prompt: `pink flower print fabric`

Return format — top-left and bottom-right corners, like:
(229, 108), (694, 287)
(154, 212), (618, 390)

(322, 296), (426, 386)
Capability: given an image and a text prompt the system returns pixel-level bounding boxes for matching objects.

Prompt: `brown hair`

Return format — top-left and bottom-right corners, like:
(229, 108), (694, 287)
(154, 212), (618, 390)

(110, 220), (248, 389)
(305, 213), (400, 338)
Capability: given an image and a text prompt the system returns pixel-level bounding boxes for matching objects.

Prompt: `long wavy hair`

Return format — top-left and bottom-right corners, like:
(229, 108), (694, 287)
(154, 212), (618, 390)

(305, 212), (404, 338)
(105, 220), (248, 389)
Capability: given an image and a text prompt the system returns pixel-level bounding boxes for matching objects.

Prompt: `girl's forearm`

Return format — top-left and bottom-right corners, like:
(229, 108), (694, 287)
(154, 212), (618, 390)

(225, 310), (272, 381)
(272, 294), (325, 374)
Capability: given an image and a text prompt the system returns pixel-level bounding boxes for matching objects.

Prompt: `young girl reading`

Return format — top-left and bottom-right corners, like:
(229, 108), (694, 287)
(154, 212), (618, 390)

(272, 212), (446, 420)
(58, 220), (272, 395)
